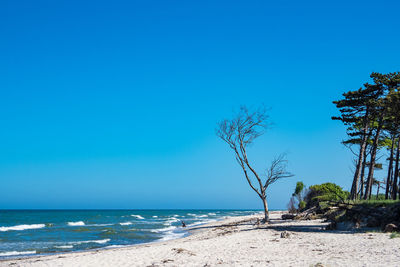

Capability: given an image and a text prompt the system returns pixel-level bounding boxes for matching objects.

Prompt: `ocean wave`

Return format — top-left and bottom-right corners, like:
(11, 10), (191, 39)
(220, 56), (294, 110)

(54, 245), (73, 249)
(152, 216), (158, 218)
(163, 217), (180, 226)
(208, 213), (216, 215)
(131, 215), (145, 219)
(0, 224), (45, 232)
(68, 221), (85, 226)
(70, 239), (110, 245)
(86, 223), (113, 227)
(187, 213), (196, 216)
(150, 226), (177, 233)
(187, 219), (217, 227)
(119, 222), (132, 226)
(196, 215), (208, 218)
(0, 251), (36, 257)
(159, 230), (185, 241)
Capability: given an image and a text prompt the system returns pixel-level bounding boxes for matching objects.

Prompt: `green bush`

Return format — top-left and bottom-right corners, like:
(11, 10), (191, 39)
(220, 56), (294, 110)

(299, 200), (306, 210)
(305, 182), (349, 208)
(293, 182), (304, 196)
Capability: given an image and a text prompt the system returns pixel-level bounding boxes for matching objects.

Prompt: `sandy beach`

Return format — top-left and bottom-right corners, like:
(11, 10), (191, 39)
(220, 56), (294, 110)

(1, 211), (399, 267)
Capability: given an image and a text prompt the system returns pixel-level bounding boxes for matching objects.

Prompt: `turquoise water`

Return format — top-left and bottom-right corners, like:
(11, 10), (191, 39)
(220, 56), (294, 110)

(0, 210), (260, 258)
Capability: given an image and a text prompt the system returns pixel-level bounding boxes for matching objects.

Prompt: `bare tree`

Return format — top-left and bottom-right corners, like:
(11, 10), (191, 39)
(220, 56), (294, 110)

(216, 106), (293, 222)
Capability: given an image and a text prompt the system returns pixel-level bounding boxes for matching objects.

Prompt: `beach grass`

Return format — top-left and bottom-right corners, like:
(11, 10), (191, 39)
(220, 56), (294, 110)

(390, 232), (400, 239)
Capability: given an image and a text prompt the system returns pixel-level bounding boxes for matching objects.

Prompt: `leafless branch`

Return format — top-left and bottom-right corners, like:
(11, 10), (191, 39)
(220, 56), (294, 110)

(264, 154), (294, 189)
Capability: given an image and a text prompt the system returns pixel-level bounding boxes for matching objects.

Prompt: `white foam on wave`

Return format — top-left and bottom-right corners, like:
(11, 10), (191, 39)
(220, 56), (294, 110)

(119, 222), (132, 226)
(187, 219), (217, 227)
(86, 223), (113, 227)
(150, 225), (185, 242)
(196, 214), (208, 218)
(164, 217), (180, 226)
(0, 251), (36, 257)
(159, 230), (185, 241)
(187, 213), (196, 216)
(150, 226), (177, 233)
(208, 213), (216, 215)
(67, 221), (85, 226)
(131, 215), (145, 219)
(70, 239), (110, 245)
(0, 224), (45, 232)
(152, 216), (158, 218)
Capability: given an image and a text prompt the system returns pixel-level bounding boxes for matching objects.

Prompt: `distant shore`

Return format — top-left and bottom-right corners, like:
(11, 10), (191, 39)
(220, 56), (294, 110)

(1, 211), (399, 266)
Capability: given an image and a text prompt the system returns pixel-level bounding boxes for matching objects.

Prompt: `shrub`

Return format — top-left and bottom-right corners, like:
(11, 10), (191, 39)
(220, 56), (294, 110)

(293, 182), (304, 196)
(304, 182), (349, 208)
(291, 181), (308, 211)
(299, 200), (306, 210)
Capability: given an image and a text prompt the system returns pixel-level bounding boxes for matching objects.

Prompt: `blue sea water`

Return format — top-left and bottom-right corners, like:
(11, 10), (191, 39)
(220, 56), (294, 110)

(0, 210), (260, 258)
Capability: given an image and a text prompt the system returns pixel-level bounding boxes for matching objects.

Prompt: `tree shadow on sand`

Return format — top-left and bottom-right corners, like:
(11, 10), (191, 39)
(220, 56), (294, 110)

(187, 217), (370, 235)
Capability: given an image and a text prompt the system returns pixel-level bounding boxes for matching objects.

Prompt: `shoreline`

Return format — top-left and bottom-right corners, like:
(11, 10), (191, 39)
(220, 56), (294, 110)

(1, 210), (399, 266)
(0, 212), (262, 261)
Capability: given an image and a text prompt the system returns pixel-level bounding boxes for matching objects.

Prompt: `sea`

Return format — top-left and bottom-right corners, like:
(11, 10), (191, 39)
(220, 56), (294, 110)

(0, 209), (261, 259)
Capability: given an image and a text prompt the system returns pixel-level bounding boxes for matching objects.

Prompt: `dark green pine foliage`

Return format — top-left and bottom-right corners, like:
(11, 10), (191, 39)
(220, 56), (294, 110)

(385, 88), (400, 199)
(332, 81), (382, 200)
(333, 72), (400, 200)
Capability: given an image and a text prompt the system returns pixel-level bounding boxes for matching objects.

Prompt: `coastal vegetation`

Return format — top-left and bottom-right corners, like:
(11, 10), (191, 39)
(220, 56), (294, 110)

(285, 181), (400, 232)
(217, 106), (293, 222)
(287, 181), (307, 212)
(288, 70), (400, 228)
(332, 72), (400, 201)
(286, 71), (400, 231)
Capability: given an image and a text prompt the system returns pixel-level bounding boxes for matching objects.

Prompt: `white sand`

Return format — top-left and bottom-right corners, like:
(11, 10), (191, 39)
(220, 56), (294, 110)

(1, 211), (399, 266)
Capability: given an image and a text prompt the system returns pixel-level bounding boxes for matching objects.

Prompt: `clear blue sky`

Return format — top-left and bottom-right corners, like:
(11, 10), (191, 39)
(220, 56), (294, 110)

(1, 0), (399, 209)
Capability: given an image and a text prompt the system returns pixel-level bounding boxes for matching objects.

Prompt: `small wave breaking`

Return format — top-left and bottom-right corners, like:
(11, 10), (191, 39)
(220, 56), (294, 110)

(67, 221), (85, 226)
(131, 215), (145, 219)
(0, 224), (45, 232)
(70, 239), (110, 245)
(0, 251), (36, 257)
(150, 226), (177, 233)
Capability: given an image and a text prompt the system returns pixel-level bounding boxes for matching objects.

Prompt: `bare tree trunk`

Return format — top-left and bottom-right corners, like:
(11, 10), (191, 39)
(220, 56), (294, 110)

(350, 117), (369, 200)
(261, 196), (269, 222)
(359, 148), (368, 199)
(385, 136), (395, 199)
(376, 182), (380, 198)
(392, 137), (400, 200)
(364, 121), (383, 200)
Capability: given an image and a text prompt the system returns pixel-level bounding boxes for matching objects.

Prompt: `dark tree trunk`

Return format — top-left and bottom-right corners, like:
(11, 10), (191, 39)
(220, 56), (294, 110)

(376, 183), (380, 198)
(350, 116), (370, 200)
(359, 147), (368, 199)
(392, 137), (400, 200)
(364, 121), (383, 200)
(385, 136), (395, 199)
